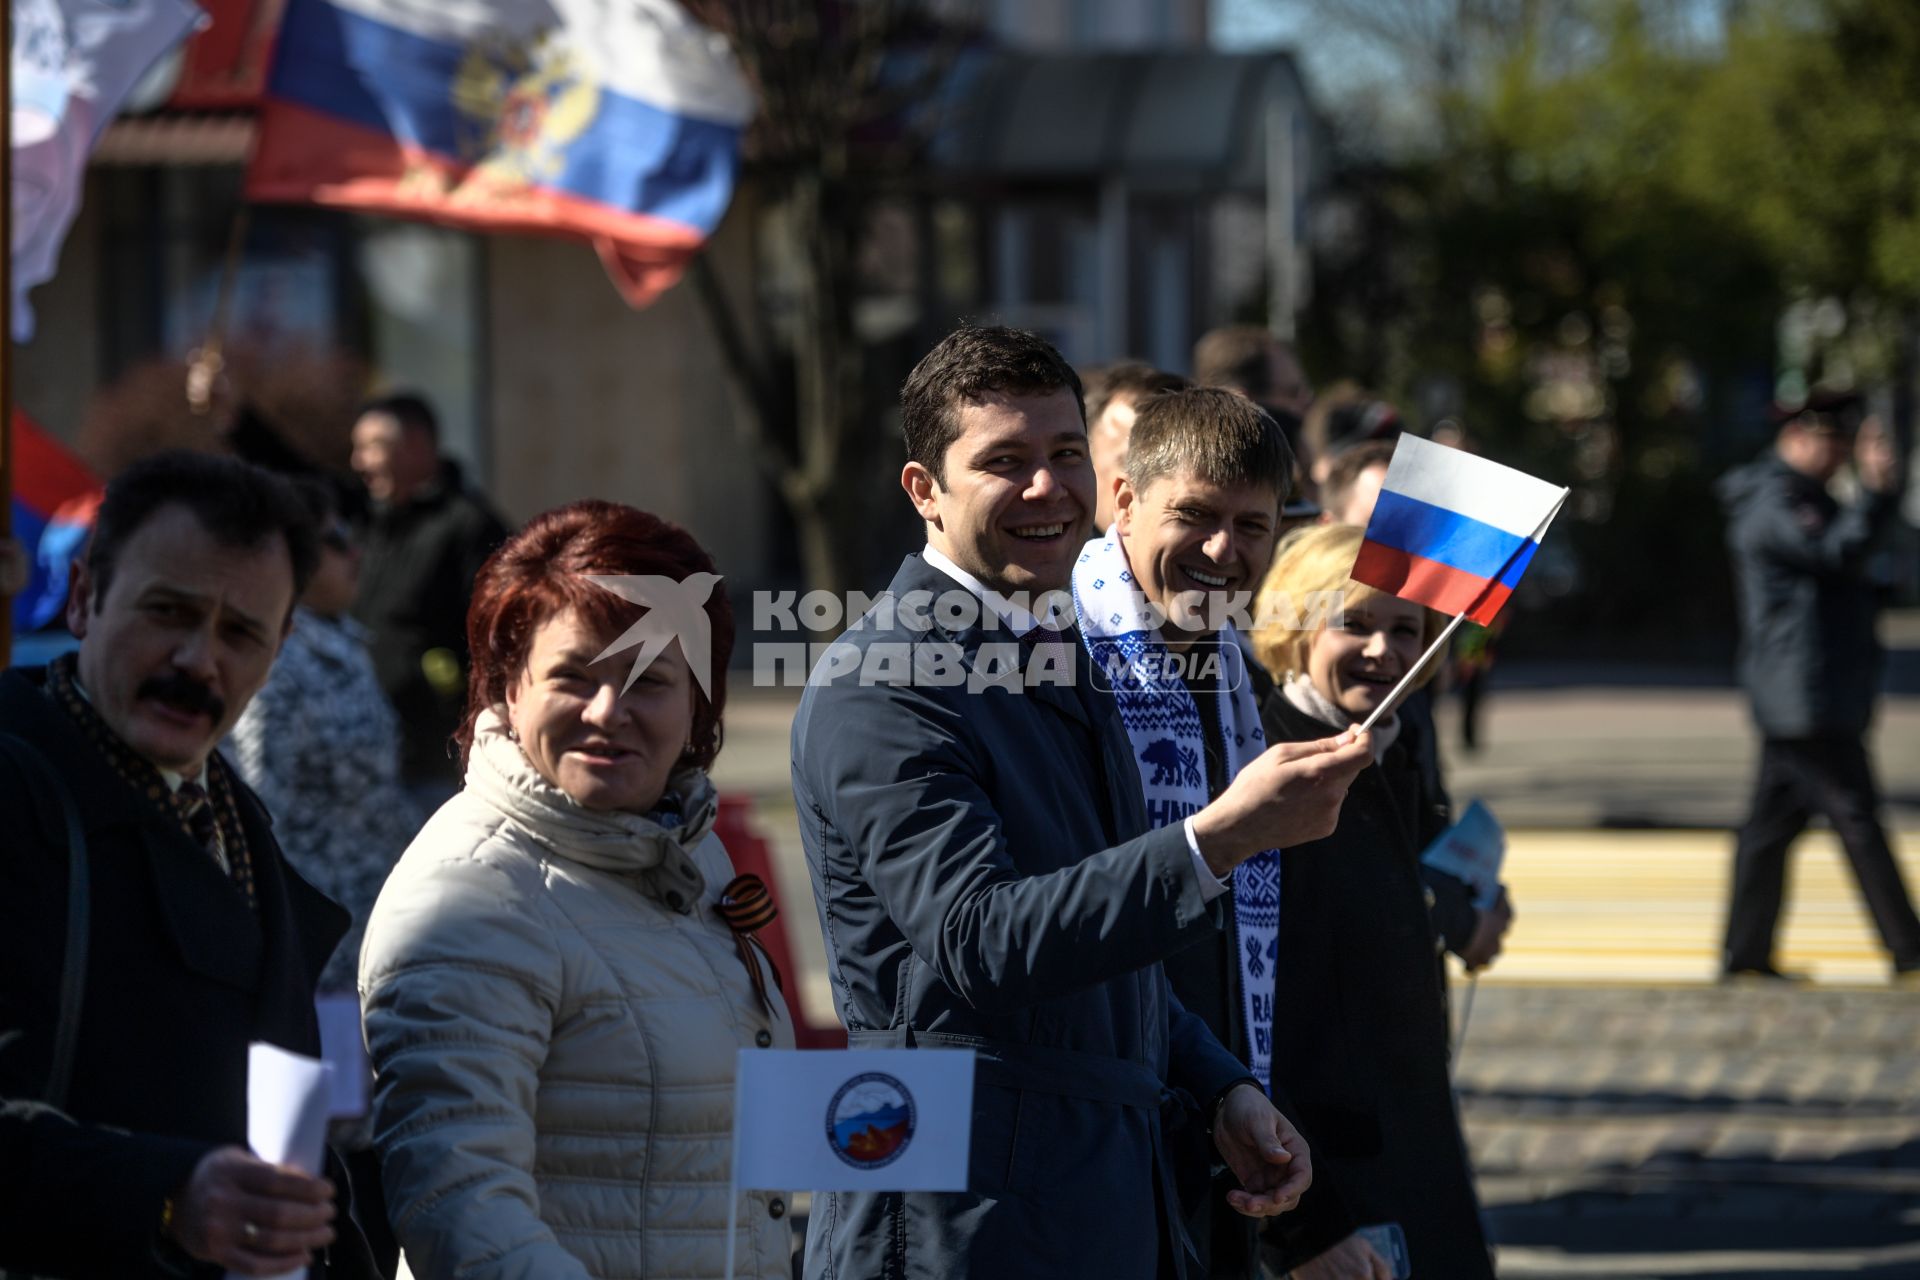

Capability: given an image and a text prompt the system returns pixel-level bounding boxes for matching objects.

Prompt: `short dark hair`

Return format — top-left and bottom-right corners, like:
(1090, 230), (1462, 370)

(901, 325), (1085, 483)
(357, 391), (440, 443)
(87, 450), (319, 609)
(1319, 438), (1396, 519)
(1082, 360), (1191, 426)
(1124, 387), (1294, 502)
(1773, 387), (1864, 436)
(1311, 396), (1401, 461)
(1192, 325), (1295, 399)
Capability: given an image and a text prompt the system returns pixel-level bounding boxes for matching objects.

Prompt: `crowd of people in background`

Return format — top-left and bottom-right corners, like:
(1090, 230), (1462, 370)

(1, 314), (1911, 1280)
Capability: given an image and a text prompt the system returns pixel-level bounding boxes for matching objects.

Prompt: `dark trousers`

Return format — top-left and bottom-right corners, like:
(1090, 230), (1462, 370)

(1724, 736), (1920, 972)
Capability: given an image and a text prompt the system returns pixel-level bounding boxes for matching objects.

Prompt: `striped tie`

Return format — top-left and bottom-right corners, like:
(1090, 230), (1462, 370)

(176, 780), (222, 866)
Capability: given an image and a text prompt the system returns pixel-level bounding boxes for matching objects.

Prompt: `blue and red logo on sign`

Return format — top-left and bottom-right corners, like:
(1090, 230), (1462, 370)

(826, 1072), (916, 1170)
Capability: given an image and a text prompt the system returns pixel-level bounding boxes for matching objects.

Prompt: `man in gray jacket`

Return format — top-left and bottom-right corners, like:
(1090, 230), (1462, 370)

(1720, 391), (1920, 981)
(792, 326), (1374, 1279)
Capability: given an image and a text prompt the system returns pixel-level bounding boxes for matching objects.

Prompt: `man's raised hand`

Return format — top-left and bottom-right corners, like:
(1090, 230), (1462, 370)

(1191, 731), (1374, 876)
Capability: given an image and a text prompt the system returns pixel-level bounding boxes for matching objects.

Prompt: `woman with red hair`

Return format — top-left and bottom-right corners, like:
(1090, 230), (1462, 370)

(359, 501), (794, 1280)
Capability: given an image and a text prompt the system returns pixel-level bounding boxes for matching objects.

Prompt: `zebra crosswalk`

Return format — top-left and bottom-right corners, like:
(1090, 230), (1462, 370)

(1474, 828), (1920, 986)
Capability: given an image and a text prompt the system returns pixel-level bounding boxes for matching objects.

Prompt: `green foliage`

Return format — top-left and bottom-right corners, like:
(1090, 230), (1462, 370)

(1672, 0), (1920, 302)
(1298, 0), (1920, 648)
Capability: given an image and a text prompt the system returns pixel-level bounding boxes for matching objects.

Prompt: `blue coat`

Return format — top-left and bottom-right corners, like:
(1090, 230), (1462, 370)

(793, 554), (1253, 1280)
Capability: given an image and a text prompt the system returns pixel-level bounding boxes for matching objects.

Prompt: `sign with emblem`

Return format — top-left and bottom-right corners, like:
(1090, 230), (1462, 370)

(732, 1049), (974, 1192)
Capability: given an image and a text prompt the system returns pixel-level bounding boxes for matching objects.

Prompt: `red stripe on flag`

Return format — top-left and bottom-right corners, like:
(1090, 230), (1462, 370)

(246, 100), (704, 304)
(1351, 539), (1514, 625)
(13, 410), (100, 517)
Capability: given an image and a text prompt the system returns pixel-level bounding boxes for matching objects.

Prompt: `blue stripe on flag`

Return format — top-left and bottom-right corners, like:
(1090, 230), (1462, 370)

(1497, 537), (1539, 589)
(268, 0), (397, 137)
(1365, 489), (1532, 584)
(269, 0), (743, 234)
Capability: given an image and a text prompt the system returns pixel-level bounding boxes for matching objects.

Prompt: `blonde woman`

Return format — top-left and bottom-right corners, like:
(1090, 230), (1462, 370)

(1248, 523), (1501, 1280)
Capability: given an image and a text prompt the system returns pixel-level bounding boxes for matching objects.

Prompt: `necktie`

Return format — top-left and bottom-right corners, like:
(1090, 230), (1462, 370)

(176, 780), (224, 869)
(1023, 623), (1080, 686)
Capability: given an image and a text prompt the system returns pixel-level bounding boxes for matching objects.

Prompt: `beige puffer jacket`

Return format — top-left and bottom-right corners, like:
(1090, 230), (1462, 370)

(360, 709), (794, 1280)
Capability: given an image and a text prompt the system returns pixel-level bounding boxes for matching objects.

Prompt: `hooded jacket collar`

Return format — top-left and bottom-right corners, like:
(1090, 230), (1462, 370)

(464, 706), (714, 911)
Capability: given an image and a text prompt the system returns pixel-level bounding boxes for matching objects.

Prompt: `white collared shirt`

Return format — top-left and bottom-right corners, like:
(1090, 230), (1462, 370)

(919, 544), (1046, 637)
(917, 544), (1230, 901)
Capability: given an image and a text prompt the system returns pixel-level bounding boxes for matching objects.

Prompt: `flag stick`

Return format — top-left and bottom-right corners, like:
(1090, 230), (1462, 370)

(1, 0), (15, 667)
(188, 204), (251, 415)
(1356, 610), (1468, 735)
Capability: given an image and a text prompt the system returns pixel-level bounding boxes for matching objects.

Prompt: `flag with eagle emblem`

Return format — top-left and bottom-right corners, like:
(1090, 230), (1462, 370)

(246, 0), (754, 306)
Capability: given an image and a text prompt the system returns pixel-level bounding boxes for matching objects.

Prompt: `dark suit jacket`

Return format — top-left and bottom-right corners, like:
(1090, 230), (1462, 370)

(351, 460), (509, 786)
(1257, 696), (1493, 1280)
(0, 668), (374, 1279)
(792, 553), (1253, 1280)
(1719, 454), (1897, 737)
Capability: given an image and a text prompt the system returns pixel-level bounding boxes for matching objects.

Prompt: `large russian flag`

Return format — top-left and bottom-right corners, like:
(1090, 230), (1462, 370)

(9, 411), (104, 632)
(1351, 434), (1567, 626)
(246, 0), (754, 306)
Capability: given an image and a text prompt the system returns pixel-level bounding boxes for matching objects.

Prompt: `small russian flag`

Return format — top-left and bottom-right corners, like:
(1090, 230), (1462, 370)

(1351, 435), (1567, 626)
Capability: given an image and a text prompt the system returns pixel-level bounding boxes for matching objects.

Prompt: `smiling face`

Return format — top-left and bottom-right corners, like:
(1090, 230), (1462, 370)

(67, 504), (294, 776)
(506, 606), (694, 813)
(903, 388), (1094, 597)
(351, 410), (438, 505)
(1115, 470), (1279, 648)
(1306, 589), (1429, 718)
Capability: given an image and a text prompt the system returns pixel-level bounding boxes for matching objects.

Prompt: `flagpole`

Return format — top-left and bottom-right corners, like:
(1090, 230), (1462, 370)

(1, 0), (16, 667)
(1356, 610), (1468, 735)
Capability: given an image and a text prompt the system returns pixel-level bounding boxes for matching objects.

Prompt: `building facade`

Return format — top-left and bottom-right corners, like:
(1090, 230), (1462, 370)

(16, 0), (1313, 602)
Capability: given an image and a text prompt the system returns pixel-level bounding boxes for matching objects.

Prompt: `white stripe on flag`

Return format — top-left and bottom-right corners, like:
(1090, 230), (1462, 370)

(11, 0), (204, 342)
(559, 0), (754, 124)
(327, 0), (754, 123)
(1380, 434), (1568, 539)
(326, 0), (546, 45)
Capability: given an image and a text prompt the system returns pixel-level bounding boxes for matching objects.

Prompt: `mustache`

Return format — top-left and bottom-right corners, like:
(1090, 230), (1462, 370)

(137, 672), (226, 723)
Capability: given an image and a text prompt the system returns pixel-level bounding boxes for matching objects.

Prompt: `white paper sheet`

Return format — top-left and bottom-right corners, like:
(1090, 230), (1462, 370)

(232, 1042), (334, 1280)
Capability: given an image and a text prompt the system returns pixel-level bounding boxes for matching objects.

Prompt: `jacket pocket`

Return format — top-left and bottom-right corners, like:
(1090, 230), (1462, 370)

(967, 1080), (1026, 1195)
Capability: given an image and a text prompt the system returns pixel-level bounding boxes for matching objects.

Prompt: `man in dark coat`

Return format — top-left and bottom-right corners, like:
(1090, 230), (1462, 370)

(1719, 392), (1920, 980)
(349, 393), (509, 797)
(0, 451), (376, 1279)
(793, 326), (1374, 1280)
